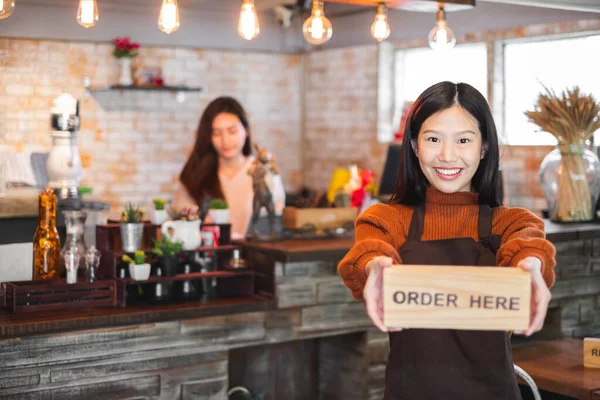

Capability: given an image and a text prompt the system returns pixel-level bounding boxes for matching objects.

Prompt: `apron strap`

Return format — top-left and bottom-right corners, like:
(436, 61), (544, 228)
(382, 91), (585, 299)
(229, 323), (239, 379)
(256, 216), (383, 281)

(407, 203), (425, 242)
(477, 204), (494, 240)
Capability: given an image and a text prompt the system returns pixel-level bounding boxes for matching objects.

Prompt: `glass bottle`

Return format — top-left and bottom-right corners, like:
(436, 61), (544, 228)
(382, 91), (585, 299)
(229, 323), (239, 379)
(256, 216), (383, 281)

(33, 187), (61, 280)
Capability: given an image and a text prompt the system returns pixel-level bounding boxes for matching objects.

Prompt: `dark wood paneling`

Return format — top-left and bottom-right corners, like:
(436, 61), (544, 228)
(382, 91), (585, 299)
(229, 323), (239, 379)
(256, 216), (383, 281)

(229, 341), (318, 400)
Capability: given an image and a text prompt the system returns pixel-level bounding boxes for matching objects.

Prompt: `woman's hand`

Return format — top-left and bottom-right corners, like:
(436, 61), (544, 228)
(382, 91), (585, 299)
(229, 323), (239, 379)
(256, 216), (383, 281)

(363, 256), (399, 332)
(515, 257), (551, 336)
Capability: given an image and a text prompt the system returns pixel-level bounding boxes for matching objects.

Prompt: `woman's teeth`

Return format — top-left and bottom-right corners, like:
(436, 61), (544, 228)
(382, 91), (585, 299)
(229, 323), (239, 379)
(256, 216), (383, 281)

(435, 168), (461, 176)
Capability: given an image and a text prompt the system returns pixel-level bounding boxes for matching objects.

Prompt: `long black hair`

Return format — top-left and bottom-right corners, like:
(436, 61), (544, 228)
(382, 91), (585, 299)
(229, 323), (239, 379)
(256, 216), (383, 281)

(389, 81), (502, 207)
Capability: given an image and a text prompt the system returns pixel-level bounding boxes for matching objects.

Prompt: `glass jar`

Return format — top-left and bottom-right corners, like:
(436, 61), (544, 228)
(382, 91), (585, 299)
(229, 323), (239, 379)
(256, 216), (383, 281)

(62, 210), (88, 275)
(539, 143), (600, 222)
(33, 187), (61, 280)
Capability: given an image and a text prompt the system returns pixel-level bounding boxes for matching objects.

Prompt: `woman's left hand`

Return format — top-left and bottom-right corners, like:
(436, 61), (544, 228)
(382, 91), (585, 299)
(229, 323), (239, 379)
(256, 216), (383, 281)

(515, 257), (551, 336)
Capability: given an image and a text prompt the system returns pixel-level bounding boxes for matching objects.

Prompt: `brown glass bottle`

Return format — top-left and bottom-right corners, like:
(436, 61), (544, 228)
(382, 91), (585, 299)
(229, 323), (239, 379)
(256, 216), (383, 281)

(33, 187), (61, 280)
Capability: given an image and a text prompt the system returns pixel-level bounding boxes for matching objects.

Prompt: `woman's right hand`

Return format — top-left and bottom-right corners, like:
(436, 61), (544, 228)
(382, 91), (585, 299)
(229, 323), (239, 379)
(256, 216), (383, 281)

(363, 256), (395, 332)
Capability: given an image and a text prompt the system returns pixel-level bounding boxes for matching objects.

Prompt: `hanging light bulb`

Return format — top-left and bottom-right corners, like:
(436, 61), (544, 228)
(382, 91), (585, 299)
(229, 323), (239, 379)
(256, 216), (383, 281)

(428, 5), (456, 51)
(238, 0), (260, 40)
(76, 0), (98, 28)
(158, 0), (180, 34)
(302, 0), (332, 46)
(371, 3), (390, 42)
(0, 0), (15, 20)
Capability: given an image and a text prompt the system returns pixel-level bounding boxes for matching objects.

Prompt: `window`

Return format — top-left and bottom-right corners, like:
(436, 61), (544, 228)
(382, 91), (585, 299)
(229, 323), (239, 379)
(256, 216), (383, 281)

(504, 34), (600, 146)
(393, 43), (488, 135)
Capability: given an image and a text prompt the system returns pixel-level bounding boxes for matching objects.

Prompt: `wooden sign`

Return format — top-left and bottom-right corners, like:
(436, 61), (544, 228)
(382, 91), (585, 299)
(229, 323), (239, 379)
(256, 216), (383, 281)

(383, 265), (531, 331)
(584, 337), (600, 368)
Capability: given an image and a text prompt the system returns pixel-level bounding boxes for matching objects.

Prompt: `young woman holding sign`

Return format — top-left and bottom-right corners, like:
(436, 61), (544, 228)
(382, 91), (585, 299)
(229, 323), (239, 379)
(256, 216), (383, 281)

(338, 81), (556, 400)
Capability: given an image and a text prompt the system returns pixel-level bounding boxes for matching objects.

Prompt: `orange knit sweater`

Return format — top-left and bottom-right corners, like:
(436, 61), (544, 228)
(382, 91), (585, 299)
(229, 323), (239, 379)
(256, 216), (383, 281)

(338, 188), (557, 300)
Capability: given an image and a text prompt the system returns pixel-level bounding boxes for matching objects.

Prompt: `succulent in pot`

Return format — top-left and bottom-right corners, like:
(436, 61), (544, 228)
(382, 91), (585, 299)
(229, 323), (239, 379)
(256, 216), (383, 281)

(152, 235), (183, 277)
(208, 199), (230, 224)
(122, 250), (150, 281)
(120, 203), (145, 253)
(149, 198), (169, 225)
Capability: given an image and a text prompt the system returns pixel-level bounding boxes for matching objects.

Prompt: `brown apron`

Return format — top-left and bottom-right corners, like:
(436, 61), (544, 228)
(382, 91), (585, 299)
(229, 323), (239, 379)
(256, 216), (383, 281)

(384, 203), (522, 400)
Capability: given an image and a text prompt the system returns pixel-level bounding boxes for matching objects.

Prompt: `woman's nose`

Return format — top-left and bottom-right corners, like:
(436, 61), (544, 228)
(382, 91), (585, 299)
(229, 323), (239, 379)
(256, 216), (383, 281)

(438, 143), (458, 162)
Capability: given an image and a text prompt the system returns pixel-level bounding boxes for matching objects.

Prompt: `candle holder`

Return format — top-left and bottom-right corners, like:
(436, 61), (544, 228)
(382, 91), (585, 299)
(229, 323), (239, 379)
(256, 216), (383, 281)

(61, 247), (81, 284)
(85, 246), (101, 282)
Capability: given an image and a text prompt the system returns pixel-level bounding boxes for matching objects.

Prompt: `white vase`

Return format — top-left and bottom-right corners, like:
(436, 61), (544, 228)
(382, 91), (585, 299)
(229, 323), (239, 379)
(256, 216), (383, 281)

(208, 209), (230, 224)
(118, 58), (133, 86)
(149, 209), (168, 225)
(129, 263), (151, 281)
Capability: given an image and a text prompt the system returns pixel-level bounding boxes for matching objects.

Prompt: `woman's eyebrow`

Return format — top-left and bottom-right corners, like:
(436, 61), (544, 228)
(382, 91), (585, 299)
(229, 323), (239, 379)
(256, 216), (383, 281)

(421, 130), (477, 135)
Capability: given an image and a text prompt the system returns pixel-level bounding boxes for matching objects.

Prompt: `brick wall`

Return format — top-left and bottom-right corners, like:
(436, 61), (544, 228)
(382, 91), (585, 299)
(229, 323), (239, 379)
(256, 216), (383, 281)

(1, 28), (595, 216)
(0, 38), (303, 212)
(303, 45), (388, 193)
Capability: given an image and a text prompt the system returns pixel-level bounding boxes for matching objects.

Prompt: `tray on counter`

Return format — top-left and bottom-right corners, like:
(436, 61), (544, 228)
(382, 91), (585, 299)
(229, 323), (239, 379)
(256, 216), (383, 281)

(1, 279), (117, 313)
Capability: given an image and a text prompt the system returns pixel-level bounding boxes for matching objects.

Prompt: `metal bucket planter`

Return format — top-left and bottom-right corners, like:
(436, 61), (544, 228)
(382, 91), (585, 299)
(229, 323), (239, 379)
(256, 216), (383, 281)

(120, 222), (144, 253)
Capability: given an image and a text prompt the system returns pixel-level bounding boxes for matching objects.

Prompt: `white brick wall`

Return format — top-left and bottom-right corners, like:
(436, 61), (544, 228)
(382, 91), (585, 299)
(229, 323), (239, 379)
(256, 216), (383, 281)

(0, 39), (303, 212)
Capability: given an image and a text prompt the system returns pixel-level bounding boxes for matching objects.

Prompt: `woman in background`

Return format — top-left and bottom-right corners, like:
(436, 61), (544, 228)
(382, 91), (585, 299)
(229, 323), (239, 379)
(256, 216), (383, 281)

(173, 96), (285, 239)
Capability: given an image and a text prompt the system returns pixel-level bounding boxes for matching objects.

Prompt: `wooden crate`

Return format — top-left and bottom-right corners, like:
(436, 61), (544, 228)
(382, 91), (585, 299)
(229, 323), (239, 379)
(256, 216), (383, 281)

(96, 223), (233, 279)
(115, 270), (256, 307)
(1, 279), (117, 313)
(282, 207), (357, 231)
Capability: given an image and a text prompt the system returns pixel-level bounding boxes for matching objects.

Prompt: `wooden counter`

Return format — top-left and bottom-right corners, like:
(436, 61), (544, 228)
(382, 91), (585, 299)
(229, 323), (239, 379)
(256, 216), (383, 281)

(513, 339), (600, 400)
(0, 295), (272, 338)
(238, 237), (354, 262)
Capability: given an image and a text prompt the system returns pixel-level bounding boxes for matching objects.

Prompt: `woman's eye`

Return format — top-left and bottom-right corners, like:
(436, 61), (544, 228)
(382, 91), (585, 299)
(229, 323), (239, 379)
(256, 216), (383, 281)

(426, 137), (439, 143)
(458, 138), (470, 144)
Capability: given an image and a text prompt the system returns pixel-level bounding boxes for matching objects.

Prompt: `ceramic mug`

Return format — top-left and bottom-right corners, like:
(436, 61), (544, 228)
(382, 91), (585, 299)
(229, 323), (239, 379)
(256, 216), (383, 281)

(161, 220), (201, 251)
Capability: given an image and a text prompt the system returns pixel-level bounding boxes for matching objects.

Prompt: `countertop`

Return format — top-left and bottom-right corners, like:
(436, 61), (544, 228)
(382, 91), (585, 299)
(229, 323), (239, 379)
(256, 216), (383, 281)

(0, 188), (39, 218)
(0, 295), (272, 338)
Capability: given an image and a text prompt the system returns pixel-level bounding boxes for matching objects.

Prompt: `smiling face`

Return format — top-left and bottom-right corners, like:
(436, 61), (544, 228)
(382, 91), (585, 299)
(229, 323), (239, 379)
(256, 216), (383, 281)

(211, 112), (247, 160)
(412, 105), (487, 193)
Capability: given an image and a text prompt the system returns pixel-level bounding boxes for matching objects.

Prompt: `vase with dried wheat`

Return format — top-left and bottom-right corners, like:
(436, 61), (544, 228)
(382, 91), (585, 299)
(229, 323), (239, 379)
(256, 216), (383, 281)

(525, 86), (600, 222)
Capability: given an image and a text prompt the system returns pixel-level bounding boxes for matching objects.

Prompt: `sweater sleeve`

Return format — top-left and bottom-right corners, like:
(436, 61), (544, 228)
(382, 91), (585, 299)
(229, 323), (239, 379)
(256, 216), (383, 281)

(494, 207), (556, 288)
(337, 204), (405, 300)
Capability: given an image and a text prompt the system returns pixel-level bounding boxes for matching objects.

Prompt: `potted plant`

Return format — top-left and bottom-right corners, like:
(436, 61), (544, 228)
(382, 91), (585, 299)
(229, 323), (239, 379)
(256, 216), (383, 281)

(161, 206), (202, 250)
(152, 235), (183, 277)
(122, 250), (150, 281)
(208, 199), (230, 224)
(113, 36), (140, 86)
(120, 203), (144, 253)
(149, 198), (168, 225)
(525, 85), (600, 222)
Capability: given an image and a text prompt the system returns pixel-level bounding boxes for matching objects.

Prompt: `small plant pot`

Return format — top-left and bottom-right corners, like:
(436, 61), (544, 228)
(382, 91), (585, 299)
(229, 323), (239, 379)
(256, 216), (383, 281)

(129, 263), (151, 281)
(158, 255), (179, 277)
(149, 209), (168, 225)
(120, 222), (144, 253)
(208, 209), (230, 224)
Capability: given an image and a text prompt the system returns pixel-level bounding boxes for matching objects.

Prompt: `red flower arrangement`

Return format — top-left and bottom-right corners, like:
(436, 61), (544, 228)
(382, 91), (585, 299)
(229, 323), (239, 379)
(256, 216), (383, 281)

(112, 36), (140, 59)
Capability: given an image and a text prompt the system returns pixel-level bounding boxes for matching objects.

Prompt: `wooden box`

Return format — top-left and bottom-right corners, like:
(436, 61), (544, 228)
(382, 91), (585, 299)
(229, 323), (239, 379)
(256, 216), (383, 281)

(1, 279), (117, 313)
(383, 265), (531, 331)
(584, 337), (600, 368)
(282, 207), (357, 231)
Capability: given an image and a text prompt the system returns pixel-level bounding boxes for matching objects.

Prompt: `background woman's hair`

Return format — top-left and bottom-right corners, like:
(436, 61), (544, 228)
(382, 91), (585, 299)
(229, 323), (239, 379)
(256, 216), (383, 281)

(179, 96), (252, 206)
(390, 81), (502, 207)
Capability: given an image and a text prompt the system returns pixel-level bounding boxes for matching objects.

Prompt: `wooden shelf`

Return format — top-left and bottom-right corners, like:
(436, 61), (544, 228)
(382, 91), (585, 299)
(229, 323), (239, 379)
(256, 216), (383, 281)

(117, 270), (253, 285)
(89, 85), (202, 93)
(112, 244), (239, 258)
